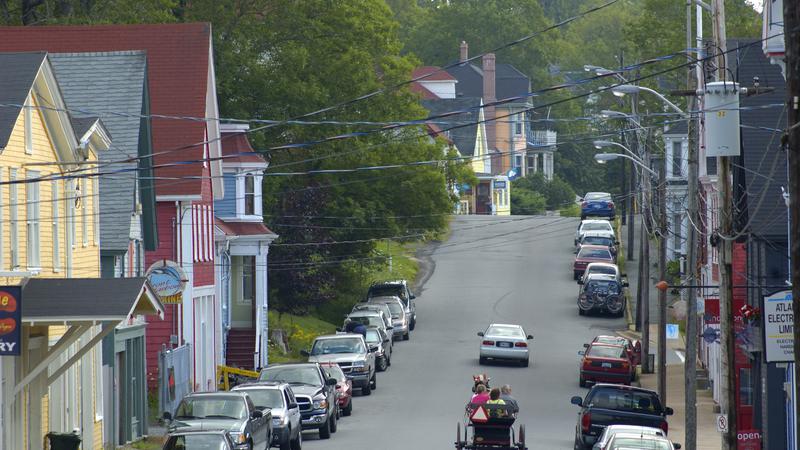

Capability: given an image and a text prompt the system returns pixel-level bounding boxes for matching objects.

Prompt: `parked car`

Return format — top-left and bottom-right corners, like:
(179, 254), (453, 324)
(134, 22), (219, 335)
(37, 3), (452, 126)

(592, 424), (666, 450)
(231, 382), (302, 450)
(577, 232), (618, 260)
(344, 309), (392, 336)
(367, 295), (410, 341)
(164, 391), (271, 450)
(606, 433), (679, 449)
(578, 273), (626, 317)
(579, 262), (625, 286)
(321, 363), (353, 417)
(581, 192), (615, 220)
(574, 245), (615, 280)
(366, 280), (417, 330)
(570, 384), (673, 450)
(258, 363), (338, 439)
(350, 303), (394, 330)
(575, 220), (615, 246)
(304, 334), (377, 395)
(364, 326), (392, 371)
(588, 335), (641, 367)
(477, 323), (533, 367)
(162, 430), (236, 450)
(578, 343), (634, 387)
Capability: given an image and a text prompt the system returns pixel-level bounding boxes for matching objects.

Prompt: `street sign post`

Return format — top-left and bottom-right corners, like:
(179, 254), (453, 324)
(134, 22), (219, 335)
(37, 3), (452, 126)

(717, 414), (729, 433)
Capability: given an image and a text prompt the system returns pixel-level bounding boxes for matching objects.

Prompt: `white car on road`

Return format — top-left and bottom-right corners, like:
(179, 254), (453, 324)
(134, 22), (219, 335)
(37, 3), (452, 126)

(477, 323), (533, 367)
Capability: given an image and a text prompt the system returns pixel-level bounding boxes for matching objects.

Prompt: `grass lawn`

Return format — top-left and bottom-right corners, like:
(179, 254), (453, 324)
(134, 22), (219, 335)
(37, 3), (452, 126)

(268, 311), (337, 364)
(367, 240), (419, 285)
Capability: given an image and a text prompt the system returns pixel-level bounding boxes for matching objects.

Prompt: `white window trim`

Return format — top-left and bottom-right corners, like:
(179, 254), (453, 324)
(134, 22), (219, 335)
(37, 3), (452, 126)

(24, 94), (33, 155)
(52, 179), (61, 272)
(94, 343), (103, 421)
(0, 169), (4, 270)
(82, 180), (88, 247)
(26, 172), (41, 269)
(68, 179), (76, 250)
(9, 169), (18, 269)
(93, 177), (99, 246)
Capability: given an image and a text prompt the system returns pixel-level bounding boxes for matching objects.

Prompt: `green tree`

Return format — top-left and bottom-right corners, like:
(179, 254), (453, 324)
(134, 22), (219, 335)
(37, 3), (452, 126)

(510, 188), (546, 215)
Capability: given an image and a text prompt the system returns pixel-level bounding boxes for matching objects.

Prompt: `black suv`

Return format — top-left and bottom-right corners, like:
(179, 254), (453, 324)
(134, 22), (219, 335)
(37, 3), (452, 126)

(366, 280), (417, 330)
(577, 273), (625, 317)
(258, 363), (338, 439)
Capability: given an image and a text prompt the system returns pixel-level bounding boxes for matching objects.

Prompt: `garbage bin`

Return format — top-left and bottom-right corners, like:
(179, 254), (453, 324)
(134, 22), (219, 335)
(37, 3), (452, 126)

(46, 432), (81, 450)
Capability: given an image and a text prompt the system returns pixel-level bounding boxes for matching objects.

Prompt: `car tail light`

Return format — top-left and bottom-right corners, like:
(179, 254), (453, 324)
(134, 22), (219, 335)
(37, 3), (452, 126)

(659, 421), (668, 434)
(582, 359), (591, 369)
(482, 340), (494, 346)
(622, 361), (629, 369)
(581, 412), (591, 433)
(514, 342), (527, 348)
(607, 201), (614, 208)
(582, 202), (588, 208)
(335, 385), (342, 390)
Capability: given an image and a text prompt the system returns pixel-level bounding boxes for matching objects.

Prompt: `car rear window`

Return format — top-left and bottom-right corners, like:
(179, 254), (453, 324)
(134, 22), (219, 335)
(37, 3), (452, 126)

(323, 364), (346, 381)
(311, 337), (365, 355)
(259, 366), (322, 385)
(586, 280), (621, 294)
(585, 193), (611, 201)
(583, 236), (613, 246)
(486, 326), (524, 337)
(587, 387), (663, 414)
(579, 248), (612, 259)
(164, 435), (229, 450)
(587, 266), (616, 276)
(582, 222), (612, 232)
(609, 436), (672, 449)
(175, 397), (247, 420)
(588, 345), (625, 359)
(365, 329), (382, 344)
(237, 388), (285, 410)
(369, 285), (406, 299)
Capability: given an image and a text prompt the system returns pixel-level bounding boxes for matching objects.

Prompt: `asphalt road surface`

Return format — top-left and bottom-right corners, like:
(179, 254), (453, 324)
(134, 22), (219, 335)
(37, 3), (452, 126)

(303, 215), (627, 450)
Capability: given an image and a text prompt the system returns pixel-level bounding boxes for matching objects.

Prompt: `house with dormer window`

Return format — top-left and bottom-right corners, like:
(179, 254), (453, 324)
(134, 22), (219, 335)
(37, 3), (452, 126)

(663, 123), (689, 260)
(214, 124), (277, 370)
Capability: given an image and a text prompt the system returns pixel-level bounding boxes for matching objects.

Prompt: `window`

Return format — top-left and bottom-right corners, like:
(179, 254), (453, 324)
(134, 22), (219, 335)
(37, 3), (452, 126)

(706, 156), (718, 175)
(739, 367), (753, 406)
(82, 180), (88, 246)
(514, 154), (523, 170)
(671, 141), (683, 177)
(9, 169), (18, 268)
(52, 180), (60, 271)
(24, 95), (32, 155)
(26, 173), (40, 268)
(0, 170), (4, 270)
(68, 179), (76, 249)
(94, 345), (103, 421)
(527, 155), (535, 172)
(242, 255), (255, 303)
(514, 114), (523, 135)
(93, 177), (99, 246)
(244, 174), (255, 215)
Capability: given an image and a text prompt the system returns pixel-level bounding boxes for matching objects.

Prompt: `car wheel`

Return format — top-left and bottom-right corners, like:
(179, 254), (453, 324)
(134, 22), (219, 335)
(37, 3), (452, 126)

(280, 431), (291, 450)
(521, 358), (529, 368)
(290, 429), (302, 450)
(370, 373), (377, 390)
(318, 416), (331, 439)
(479, 356), (487, 365)
(580, 215), (586, 220)
(343, 398), (353, 416)
(410, 319), (416, 331)
(579, 375), (587, 388)
(403, 331), (410, 341)
(330, 410), (338, 433)
(378, 357), (388, 372)
(362, 381), (372, 396)
(578, 307), (585, 316)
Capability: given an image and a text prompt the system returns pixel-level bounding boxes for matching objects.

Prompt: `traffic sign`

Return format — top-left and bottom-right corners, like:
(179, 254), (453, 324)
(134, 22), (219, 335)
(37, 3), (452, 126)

(666, 324), (680, 340)
(470, 406), (489, 423)
(716, 414), (729, 433)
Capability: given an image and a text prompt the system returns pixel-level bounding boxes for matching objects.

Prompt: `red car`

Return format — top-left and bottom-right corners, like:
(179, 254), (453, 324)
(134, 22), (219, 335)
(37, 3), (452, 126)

(587, 335), (642, 367)
(573, 245), (615, 280)
(579, 343), (634, 387)
(321, 363), (353, 417)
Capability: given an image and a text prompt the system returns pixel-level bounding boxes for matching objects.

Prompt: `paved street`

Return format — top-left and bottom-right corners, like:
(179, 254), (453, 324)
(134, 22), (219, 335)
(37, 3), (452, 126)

(304, 215), (627, 450)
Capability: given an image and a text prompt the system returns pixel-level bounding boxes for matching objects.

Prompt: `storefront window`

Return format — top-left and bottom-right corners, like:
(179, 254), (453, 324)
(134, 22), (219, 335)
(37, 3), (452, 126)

(739, 367), (753, 406)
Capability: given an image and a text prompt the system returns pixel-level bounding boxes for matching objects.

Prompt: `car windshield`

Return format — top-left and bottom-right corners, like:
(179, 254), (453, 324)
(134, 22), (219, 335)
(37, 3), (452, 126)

(376, 301), (403, 317)
(486, 326), (524, 338)
(595, 336), (627, 347)
(235, 388), (284, 410)
(369, 285), (406, 300)
(365, 329), (381, 344)
(311, 338), (365, 355)
(174, 397), (247, 420)
(586, 280), (621, 294)
(610, 437), (672, 449)
(582, 222), (612, 232)
(588, 388), (663, 414)
(587, 266), (616, 276)
(348, 315), (383, 328)
(164, 434), (229, 450)
(323, 365), (346, 381)
(585, 193), (611, 201)
(583, 236), (613, 246)
(579, 248), (612, 259)
(259, 366), (322, 385)
(588, 345), (626, 359)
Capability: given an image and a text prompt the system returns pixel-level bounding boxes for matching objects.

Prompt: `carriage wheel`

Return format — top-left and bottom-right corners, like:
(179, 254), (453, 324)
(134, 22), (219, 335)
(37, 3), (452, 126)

(517, 424), (526, 449)
(455, 422), (463, 449)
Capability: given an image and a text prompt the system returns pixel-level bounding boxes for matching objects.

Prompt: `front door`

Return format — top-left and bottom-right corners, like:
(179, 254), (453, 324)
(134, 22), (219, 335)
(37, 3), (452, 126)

(231, 256), (256, 329)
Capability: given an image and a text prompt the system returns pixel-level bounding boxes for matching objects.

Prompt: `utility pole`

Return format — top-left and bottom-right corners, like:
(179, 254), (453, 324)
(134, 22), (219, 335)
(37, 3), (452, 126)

(711, 0), (737, 448)
(640, 139), (652, 374)
(784, 0), (800, 446)
(657, 142), (667, 404)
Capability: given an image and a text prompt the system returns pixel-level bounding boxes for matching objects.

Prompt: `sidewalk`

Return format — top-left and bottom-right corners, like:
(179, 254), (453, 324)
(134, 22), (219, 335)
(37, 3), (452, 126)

(619, 218), (721, 449)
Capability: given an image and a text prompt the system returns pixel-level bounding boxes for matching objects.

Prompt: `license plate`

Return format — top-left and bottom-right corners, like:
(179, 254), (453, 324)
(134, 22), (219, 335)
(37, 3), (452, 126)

(601, 362), (612, 368)
(498, 342), (512, 348)
(593, 204), (601, 208)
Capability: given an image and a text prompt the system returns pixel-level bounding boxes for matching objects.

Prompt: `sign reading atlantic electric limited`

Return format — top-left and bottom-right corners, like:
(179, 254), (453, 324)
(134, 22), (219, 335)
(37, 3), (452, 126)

(0, 286), (22, 355)
(763, 290), (793, 362)
(146, 260), (187, 304)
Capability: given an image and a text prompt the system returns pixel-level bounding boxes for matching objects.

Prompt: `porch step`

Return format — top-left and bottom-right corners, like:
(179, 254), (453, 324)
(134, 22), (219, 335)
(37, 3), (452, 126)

(226, 329), (256, 370)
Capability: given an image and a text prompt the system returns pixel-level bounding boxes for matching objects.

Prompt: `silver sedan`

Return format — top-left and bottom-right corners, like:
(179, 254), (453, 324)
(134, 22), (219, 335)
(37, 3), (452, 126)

(477, 324), (533, 367)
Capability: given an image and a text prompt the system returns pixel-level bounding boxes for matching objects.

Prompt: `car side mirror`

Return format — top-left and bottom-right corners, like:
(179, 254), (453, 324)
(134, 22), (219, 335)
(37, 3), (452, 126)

(335, 328), (342, 332)
(369, 345), (379, 353)
(664, 407), (674, 416)
(162, 411), (172, 421)
(577, 279), (584, 285)
(582, 343), (589, 348)
(300, 350), (310, 357)
(623, 281), (630, 287)
(477, 332), (484, 337)
(410, 294), (416, 299)
(570, 396), (583, 406)
(578, 350), (585, 356)
(673, 444), (681, 449)
(251, 409), (264, 419)
(621, 273), (628, 277)
(288, 402), (298, 410)
(326, 378), (338, 386)
(526, 335), (533, 340)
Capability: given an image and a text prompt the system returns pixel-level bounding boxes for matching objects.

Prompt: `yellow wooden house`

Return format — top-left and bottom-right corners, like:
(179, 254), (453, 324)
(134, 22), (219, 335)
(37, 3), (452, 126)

(0, 52), (162, 450)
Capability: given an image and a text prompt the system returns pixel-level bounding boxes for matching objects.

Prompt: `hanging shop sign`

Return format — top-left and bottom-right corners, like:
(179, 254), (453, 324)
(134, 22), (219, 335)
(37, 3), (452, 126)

(763, 290), (793, 363)
(146, 260), (188, 304)
(0, 286), (22, 356)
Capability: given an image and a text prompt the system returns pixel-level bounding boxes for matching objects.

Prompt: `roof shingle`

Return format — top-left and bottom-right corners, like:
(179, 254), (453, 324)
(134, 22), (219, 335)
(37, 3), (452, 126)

(0, 52), (46, 150)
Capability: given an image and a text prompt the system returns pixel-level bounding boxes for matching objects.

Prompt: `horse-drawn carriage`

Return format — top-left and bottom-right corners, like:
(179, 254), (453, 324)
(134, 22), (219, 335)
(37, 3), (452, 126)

(455, 403), (526, 450)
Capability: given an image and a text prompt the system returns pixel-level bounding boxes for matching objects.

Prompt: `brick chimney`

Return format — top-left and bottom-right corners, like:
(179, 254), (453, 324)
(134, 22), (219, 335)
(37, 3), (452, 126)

(482, 53), (497, 172)
(459, 41), (468, 62)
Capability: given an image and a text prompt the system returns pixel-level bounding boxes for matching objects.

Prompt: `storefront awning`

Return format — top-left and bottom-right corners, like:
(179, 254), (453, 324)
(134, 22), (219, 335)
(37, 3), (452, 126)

(21, 277), (164, 324)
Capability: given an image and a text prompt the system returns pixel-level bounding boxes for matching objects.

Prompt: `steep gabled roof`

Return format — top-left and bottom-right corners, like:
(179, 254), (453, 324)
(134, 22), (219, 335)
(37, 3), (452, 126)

(0, 52), (46, 150)
(412, 66), (457, 81)
(49, 51), (148, 252)
(421, 98), (483, 157)
(0, 24), (217, 198)
(220, 130), (268, 165)
(729, 38), (788, 238)
(446, 62), (531, 102)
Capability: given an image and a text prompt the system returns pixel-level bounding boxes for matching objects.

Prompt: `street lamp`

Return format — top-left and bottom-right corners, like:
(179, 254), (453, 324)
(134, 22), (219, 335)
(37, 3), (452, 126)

(584, 64), (627, 81)
(609, 84), (686, 116)
(594, 152), (656, 176)
(593, 140), (642, 160)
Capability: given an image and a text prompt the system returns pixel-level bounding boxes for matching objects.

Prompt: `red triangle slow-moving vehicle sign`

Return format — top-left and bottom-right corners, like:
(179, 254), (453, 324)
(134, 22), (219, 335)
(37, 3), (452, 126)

(470, 406), (489, 423)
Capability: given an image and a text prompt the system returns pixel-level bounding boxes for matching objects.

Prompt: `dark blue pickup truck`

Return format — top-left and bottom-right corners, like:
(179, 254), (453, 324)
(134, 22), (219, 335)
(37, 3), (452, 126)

(570, 384), (673, 450)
